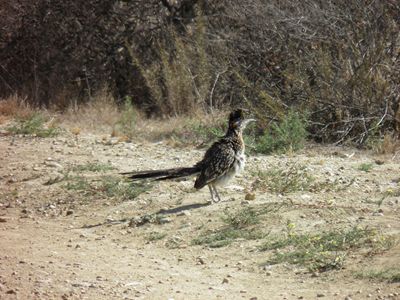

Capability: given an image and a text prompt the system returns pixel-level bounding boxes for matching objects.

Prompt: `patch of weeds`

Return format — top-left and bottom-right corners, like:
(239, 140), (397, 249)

(96, 176), (152, 200)
(253, 164), (314, 194)
(192, 207), (268, 248)
(384, 187), (400, 197)
(260, 223), (394, 272)
(354, 269), (400, 283)
(222, 207), (260, 229)
(165, 236), (184, 249)
(147, 231), (167, 242)
(8, 113), (60, 137)
(72, 162), (115, 173)
(366, 133), (400, 154)
(63, 176), (92, 193)
(129, 213), (169, 227)
(357, 162), (374, 172)
(62, 174), (152, 200)
(363, 196), (385, 207)
(255, 110), (308, 154)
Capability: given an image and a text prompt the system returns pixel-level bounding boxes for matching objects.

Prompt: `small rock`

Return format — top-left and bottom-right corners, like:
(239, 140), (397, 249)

(222, 278), (229, 284)
(373, 212), (384, 217)
(21, 208), (30, 214)
(366, 294), (372, 298)
(0, 217), (7, 223)
(196, 257), (205, 265)
(344, 296), (352, 300)
(317, 293), (325, 297)
(245, 193), (256, 200)
(177, 211), (191, 217)
(159, 217), (172, 224)
(265, 271), (272, 276)
(66, 210), (74, 216)
(6, 289), (16, 294)
(44, 173), (64, 185)
(375, 159), (385, 165)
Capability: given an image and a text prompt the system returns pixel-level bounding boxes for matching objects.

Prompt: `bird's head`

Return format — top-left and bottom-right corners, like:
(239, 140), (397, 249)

(228, 109), (256, 131)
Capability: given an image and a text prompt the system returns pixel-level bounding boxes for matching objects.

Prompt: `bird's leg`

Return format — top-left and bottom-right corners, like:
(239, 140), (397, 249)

(212, 185), (221, 203)
(208, 185), (215, 202)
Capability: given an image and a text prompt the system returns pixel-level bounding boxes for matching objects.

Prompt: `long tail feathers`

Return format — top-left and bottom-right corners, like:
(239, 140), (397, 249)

(121, 166), (200, 181)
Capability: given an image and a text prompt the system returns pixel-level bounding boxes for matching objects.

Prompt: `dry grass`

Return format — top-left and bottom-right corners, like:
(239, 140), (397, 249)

(367, 132), (400, 155)
(59, 90), (228, 146)
(377, 134), (400, 155)
(133, 109), (228, 146)
(0, 94), (35, 123)
(60, 89), (124, 133)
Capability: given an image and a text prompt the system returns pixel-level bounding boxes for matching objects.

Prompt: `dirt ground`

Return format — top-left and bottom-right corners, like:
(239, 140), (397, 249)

(1, 125), (400, 300)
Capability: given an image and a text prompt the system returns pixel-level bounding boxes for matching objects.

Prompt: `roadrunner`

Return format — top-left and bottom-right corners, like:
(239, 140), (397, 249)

(122, 109), (255, 202)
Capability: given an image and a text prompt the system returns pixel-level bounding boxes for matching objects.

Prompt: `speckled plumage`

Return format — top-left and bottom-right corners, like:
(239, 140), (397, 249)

(123, 109), (254, 202)
(194, 129), (244, 189)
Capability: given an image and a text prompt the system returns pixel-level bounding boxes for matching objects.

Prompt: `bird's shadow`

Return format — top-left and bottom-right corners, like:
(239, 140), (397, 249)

(156, 202), (211, 215)
(79, 201), (211, 229)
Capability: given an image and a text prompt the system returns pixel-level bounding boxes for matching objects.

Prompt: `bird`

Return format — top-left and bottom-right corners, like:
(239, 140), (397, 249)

(121, 109), (256, 202)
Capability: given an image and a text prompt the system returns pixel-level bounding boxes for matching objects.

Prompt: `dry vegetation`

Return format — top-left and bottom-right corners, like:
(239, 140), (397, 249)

(1, 0), (399, 144)
(1, 106), (400, 298)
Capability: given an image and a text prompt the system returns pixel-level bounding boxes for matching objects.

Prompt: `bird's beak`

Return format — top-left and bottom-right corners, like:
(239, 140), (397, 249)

(242, 118), (256, 128)
(245, 118), (256, 124)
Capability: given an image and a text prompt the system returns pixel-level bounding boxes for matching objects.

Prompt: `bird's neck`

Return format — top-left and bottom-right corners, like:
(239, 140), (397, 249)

(226, 128), (244, 152)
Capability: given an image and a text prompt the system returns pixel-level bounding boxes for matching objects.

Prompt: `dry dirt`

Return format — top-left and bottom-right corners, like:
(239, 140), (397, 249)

(1, 127), (400, 300)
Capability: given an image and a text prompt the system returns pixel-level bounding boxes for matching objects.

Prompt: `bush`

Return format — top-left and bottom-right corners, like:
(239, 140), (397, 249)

(255, 110), (308, 154)
(112, 97), (137, 139)
(0, 0), (398, 143)
(8, 113), (60, 137)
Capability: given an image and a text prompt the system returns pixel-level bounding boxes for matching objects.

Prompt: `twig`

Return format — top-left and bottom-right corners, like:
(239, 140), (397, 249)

(209, 69), (227, 112)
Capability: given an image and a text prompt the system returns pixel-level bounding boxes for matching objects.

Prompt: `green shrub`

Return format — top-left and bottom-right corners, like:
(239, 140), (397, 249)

(357, 163), (374, 173)
(253, 164), (314, 194)
(355, 269), (400, 283)
(260, 225), (394, 272)
(8, 113), (60, 137)
(255, 110), (308, 154)
(113, 97), (136, 138)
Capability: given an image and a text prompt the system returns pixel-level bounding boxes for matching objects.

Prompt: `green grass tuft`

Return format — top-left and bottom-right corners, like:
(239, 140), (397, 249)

(222, 207), (260, 229)
(357, 163), (374, 172)
(253, 164), (314, 194)
(96, 176), (152, 200)
(72, 162), (115, 173)
(354, 269), (400, 283)
(260, 224), (394, 272)
(192, 207), (271, 248)
(8, 113), (60, 137)
(147, 231), (167, 242)
(63, 176), (91, 192)
(62, 174), (151, 200)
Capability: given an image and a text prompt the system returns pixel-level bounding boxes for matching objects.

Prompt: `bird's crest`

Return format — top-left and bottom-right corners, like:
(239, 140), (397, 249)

(229, 109), (244, 123)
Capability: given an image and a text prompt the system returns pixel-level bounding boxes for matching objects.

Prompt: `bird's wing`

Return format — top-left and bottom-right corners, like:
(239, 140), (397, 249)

(194, 141), (236, 189)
